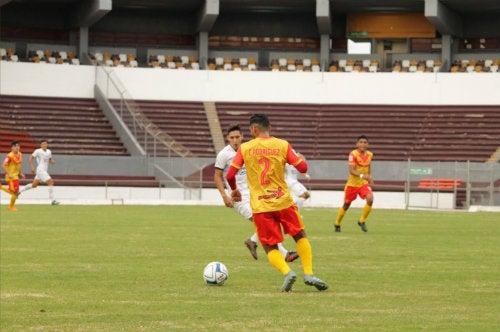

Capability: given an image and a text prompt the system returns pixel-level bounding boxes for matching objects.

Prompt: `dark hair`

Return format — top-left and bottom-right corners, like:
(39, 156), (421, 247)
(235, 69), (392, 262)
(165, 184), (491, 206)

(249, 113), (270, 128)
(40, 139), (48, 144)
(11, 140), (19, 147)
(357, 135), (369, 142)
(226, 124), (241, 135)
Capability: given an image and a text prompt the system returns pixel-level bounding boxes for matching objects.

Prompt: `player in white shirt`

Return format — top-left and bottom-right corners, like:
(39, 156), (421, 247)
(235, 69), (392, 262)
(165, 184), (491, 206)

(285, 152), (311, 210)
(214, 125), (298, 262)
(18, 140), (60, 205)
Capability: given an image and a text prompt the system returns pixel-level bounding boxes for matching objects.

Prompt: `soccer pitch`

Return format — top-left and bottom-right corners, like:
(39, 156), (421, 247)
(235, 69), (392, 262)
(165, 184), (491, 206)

(1, 205), (499, 331)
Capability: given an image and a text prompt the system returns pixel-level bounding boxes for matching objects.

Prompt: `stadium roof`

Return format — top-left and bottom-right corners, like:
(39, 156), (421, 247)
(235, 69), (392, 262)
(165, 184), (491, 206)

(4, 0), (500, 15)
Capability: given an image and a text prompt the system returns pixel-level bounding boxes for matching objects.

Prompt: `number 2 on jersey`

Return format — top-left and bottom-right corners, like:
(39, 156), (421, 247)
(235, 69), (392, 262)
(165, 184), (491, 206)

(258, 157), (271, 185)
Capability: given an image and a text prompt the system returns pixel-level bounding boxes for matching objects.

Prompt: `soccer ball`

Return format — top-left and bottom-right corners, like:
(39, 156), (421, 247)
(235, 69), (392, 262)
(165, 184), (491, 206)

(203, 261), (229, 286)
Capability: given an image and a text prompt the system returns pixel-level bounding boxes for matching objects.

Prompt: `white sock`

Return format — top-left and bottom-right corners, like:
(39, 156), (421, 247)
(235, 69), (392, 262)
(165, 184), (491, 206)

(19, 183), (33, 193)
(277, 243), (288, 258)
(48, 186), (55, 201)
(295, 197), (306, 210)
(250, 233), (259, 243)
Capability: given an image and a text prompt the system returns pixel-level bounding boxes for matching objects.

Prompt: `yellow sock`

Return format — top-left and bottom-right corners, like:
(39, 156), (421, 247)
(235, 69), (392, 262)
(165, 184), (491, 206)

(9, 195), (17, 208)
(335, 207), (346, 226)
(359, 205), (372, 223)
(267, 249), (290, 275)
(297, 237), (313, 275)
(1, 185), (14, 195)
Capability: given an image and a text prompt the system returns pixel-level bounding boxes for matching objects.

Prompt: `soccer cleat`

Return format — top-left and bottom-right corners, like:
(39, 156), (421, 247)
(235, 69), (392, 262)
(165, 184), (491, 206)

(51, 200), (60, 206)
(281, 270), (297, 292)
(334, 225), (341, 232)
(285, 251), (299, 262)
(244, 239), (258, 260)
(8, 206), (18, 212)
(304, 274), (329, 291)
(358, 221), (368, 232)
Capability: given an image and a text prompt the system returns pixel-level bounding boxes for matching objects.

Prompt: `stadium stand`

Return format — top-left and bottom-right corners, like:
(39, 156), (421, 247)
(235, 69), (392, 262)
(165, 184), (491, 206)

(0, 48), (19, 62)
(0, 95), (129, 156)
(148, 54), (199, 70)
(449, 59), (500, 73)
(392, 59), (442, 72)
(216, 102), (500, 162)
(126, 100), (215, 157)
(27, 49), (79, 65)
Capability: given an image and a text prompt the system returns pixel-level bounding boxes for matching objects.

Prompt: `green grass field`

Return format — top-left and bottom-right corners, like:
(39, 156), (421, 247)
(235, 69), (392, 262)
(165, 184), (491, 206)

(1, 205), (499, 331)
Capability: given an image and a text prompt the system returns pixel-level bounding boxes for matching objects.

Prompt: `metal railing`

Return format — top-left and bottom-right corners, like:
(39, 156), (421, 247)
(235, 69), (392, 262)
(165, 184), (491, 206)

(94, 65), (207, 192)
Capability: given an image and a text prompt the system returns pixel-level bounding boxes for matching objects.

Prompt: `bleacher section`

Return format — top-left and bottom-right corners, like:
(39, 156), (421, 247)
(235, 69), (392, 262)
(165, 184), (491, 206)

(216, 103), (500, 162)
(0, 95), (128, 156)
(131, 100), (215, 157)
(1, 95), (498, 162)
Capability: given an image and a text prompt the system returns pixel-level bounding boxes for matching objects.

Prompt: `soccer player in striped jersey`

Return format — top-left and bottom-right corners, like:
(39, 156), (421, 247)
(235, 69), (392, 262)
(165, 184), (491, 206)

(214, 125), (298, 262)
(227, 114), (328, 292)
(1, 140), (25, 211)
(334, 135), (374, 232)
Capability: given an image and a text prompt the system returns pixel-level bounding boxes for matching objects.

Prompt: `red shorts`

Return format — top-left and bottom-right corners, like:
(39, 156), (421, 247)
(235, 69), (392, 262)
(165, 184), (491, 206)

(7, 179), (20, 193)
(344, 184), (373, 204)
(253, 205), (304, 246)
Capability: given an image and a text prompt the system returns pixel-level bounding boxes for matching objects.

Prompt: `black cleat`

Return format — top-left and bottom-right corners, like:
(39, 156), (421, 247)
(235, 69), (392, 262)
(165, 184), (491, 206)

(358, 221), (368, 232)
(285, 251), (299, 262)
(334, 225), (341, 232)
(244, 239), (258, 260)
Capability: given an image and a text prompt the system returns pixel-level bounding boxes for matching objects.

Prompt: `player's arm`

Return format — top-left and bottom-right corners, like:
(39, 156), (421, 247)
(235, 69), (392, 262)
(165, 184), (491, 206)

(286, 144), (307, 173)
(2, 159), (11, 178)
(367, 165), (374, 185)
(214, 167), (234, 208)
(226, 148), (244, 202)
(29, 155), (35, 173)
(225, 166), (242, 202)
(349, 163), (372, 182)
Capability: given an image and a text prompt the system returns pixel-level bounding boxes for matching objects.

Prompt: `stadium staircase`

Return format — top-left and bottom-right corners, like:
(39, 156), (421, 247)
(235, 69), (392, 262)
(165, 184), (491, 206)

(204, 101), (225, 154)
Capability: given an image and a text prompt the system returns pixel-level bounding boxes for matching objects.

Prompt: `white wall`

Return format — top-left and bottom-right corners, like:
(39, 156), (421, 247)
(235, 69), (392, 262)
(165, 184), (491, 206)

(1, 62), (95, 98)
(0, 187), (455, 210)
(2, 61), (500, 105)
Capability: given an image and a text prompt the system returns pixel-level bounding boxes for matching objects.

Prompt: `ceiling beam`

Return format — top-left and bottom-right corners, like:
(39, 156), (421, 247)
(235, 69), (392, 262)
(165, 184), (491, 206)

(425, 0), (462, 36)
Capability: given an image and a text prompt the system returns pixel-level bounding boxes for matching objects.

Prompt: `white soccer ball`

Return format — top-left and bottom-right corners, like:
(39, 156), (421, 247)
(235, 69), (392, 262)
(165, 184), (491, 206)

(203, 261), (229, 286)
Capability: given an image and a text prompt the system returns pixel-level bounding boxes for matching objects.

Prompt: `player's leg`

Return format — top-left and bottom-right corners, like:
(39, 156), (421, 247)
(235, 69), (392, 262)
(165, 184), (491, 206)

(335, 186), (356, 232)
(46, 178), (59, 205)
(237, 202), (259, 259)
(1, 185), (15, 195)
(285, 207), (328, 291)
(357, 186), (373, 232)
(19, 178), (39, 195)
(7, 180), (20, 211)
(254, 212), (297, 291)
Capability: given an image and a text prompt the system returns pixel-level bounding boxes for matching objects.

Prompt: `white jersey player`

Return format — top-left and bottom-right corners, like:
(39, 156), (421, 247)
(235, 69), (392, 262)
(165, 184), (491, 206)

(18, 140), (60, 205)
(214, 125), (298, 262)
(285, 152), (311, 210)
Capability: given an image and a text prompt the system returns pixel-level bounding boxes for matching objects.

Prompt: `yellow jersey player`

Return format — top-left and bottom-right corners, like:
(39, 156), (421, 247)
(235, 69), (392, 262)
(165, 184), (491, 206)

(1, 140), (25, 211)
(227, 113), (328, 292)
(334, 135), (374, 232)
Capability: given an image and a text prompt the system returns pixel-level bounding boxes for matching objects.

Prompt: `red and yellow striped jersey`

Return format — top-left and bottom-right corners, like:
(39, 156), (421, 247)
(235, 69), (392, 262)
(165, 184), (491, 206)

(346, 149), (373, 187)
(3, 151), (23, 181)
(230, 136), (303, 213)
